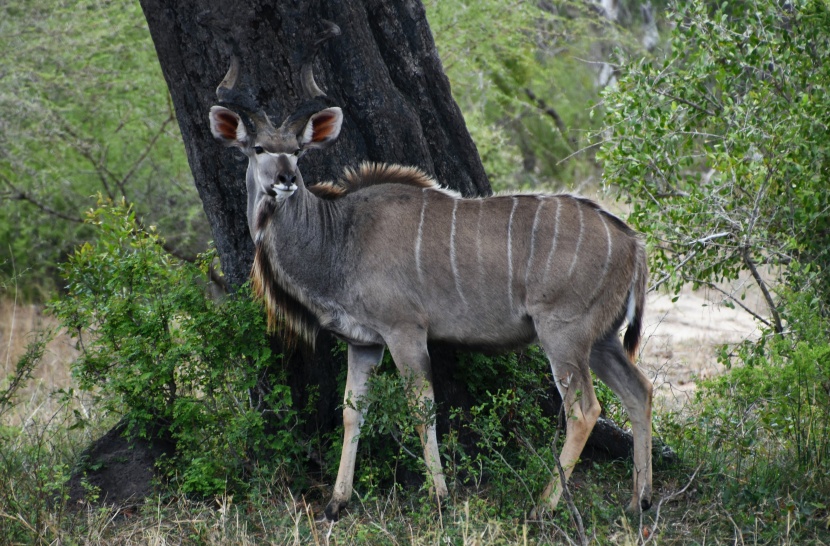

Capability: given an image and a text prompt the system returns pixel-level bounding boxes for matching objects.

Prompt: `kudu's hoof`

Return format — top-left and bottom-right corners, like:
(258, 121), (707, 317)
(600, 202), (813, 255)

(322, 500), (347, 522)
(626, 497), (653, 514)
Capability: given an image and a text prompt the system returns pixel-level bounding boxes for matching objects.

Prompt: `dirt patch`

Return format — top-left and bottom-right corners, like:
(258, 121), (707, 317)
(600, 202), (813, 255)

(639, 289), (761, 411)
(66, 421), (173, 509)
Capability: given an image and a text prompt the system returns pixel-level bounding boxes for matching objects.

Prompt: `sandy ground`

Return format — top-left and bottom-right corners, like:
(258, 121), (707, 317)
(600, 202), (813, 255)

(0, 300), (81, 426)
(639, 288), (762, 411)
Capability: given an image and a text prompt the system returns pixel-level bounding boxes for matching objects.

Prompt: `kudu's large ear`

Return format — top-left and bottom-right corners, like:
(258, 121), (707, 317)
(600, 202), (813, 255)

(209, 105), (250, 148)
(299, 107), (343, 150)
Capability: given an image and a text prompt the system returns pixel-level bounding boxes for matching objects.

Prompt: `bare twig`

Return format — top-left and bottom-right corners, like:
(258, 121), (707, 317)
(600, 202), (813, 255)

(641, 465), (701, 545)
(648, 250), (698, 293)
(118, 114), (176, 194)
(1, 174), (84, 223)
(653, 89), (718, 117)
(57, 120), (120, 200)
(524, 88), (577, 152)
(556, 139), (607, 165)
(682, 275), (772, 329)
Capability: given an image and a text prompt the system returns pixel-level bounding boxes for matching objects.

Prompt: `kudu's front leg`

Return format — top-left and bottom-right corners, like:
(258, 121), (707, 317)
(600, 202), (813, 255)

(386, 332), (449, 502)
(324, 343), (385, 522)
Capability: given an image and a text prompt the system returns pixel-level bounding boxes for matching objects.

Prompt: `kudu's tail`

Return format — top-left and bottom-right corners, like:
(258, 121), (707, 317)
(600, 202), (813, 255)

(623, 241), (648, 361)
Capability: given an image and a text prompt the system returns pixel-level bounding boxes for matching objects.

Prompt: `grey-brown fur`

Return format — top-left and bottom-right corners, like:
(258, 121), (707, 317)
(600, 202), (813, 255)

(209, 51), (653, 523)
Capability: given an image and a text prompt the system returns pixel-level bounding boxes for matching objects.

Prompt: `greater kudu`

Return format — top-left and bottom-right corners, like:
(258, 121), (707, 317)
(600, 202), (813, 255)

(208, 25), (653, 522)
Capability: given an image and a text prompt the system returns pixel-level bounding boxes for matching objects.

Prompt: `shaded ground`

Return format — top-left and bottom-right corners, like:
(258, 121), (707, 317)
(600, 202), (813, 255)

(66, 421), (173, 508)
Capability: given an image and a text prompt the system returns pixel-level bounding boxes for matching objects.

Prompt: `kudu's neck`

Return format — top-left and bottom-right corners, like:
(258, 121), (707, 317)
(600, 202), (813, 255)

(254, 181), (350, 290)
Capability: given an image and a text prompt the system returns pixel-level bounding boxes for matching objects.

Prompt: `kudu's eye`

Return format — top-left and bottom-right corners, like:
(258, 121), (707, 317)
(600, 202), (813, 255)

(254, 146), (265, 155)
(293, 149), (304, 158)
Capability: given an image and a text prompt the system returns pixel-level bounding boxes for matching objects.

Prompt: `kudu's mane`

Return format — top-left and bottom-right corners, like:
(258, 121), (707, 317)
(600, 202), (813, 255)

(251, 212), (322, 350)
(309, 162), (443, 199)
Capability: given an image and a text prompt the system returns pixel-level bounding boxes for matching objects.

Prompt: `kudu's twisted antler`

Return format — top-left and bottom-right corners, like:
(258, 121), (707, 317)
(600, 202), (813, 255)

(208, 20), (653, 524)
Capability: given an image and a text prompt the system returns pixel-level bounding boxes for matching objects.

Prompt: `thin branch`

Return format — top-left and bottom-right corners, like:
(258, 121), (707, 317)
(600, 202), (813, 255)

(683, 275), (773, 329)
(653, 89), (718, 117)
(693, 231), (731, 245)
(556, 139), (607, 165)
(649, 250), (698, 293)
(648, 232), (735, 292)
(118, 114), (176, 194)
(57, 120), (120, 200)
(524, 88), (577, 152)
(641, 465), (701, 545)
(1, 174), (84, 223)
(741, 247), (783, 334)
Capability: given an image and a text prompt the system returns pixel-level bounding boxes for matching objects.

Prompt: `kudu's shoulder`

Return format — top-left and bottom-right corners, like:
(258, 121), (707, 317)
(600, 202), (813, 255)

(308, 162), (458, 199)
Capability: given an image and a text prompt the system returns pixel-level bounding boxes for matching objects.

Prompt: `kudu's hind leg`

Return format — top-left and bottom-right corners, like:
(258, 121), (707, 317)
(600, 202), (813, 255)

(589, 333), (653, 513)
(385, 331), (449, 502)
(535, 324), (601, 514)
(325, 343), (385, 522)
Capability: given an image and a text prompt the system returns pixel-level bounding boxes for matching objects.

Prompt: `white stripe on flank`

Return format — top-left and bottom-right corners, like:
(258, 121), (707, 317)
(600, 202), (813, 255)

(415, 189), (428, 285)
(450, 200), (467, 306)
(588, 212), (613, 303)
(507, 197), (518, 312)
(567, 203), (584, 278)
(543, 197), (562, 282)
(525, 196), (544, 286)
(476, 199), (484, 284)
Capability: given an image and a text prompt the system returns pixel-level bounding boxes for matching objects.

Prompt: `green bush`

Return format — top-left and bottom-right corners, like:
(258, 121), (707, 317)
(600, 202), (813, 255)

(603, 0), (830, 533)
(0, 0), (205, 299)
(601, 0), (830, 319)
(663, 293), (830, 532)
(50, 200), (302, 497)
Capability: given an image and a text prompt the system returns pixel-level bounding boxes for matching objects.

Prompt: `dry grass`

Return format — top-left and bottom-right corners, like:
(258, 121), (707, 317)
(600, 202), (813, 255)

(0, 298), (83, 428)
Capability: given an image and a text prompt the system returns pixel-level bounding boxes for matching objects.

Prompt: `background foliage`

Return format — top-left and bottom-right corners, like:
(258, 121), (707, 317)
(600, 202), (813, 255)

(601, 0), (830, 535)
(0, 0), (207, 300)
(427, 0), (661, 190)
(601, 0), (830, 327)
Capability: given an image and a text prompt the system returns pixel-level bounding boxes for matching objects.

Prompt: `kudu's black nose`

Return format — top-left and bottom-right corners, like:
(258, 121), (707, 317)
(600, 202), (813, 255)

(277, 172), (297, 185)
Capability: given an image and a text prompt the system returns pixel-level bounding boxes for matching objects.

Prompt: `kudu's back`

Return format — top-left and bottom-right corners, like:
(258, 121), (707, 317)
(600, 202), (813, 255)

(337, 181), (646, 354)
